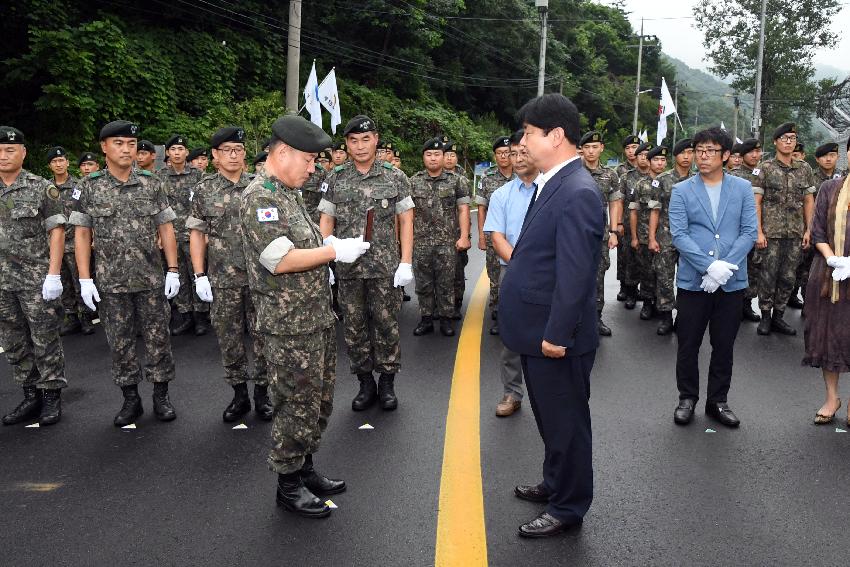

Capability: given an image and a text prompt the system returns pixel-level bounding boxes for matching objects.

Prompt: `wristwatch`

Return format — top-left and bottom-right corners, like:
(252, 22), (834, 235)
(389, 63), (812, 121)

(193, 272), (207, 281)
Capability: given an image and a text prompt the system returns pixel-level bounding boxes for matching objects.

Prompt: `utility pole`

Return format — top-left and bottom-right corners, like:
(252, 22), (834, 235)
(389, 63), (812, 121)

(632, 18), (644, 135)
(285, 0), (302, 114)
(536, 0), (549, 97)
(752, 0), (767, 138)
(733, 95), (740, 140)
(672, 82), (680, 148)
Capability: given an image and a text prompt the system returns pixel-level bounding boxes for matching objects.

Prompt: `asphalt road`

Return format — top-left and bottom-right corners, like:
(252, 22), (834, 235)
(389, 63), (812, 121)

(1, 236), (848, 566)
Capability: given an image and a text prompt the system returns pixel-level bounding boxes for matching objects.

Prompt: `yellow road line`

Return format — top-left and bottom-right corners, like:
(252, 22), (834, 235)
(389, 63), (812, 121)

(435, 270), (489, 567)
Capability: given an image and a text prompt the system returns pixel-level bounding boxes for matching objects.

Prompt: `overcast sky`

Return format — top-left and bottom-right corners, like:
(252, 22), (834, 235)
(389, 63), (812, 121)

(605, 0), (849, 78)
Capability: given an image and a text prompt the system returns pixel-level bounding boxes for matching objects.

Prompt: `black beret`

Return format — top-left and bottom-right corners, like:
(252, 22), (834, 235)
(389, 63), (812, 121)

(392, 149), (401, 158)
(78, 152), (98, 166)
(440, 135), (451, 145)
(384, 141), (395, 151)
(137, 140), (156, 153)
(100, 120), (139, 140)
(647, 146), (668, 159)
(0, 126), (25, 145)
(377, 140), (387, 150)
(492, 136), (511, 151)
(210, 126), (246, 149)
(622, 135), (641, 147)
(738, 138), (761, 155)
(815, 142), (839, 158)
(772, 122), (796, 140)
(270, 115), (332, 153)
(673, 138), (694, 156)
(332, 141), (347, 152)
(253, 151), (268, 166)
(46, 146), (67, 161)
(187, 148), (207, 162)
(731, 144), (743, 155)
(579, 131), (602, 147)
(343, 115), (377, 136)
(422, 137), (444, 153)
(165, 134), (189, 150)
(635, 142), (654, 155)
(443, 141), (458, 153)
(317, 150), (331, 160)
(261, 137), (272, 151)
(794, 142), (804, 153)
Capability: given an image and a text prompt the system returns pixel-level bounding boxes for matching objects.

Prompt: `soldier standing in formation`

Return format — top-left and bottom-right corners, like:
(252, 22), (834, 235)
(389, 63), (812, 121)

(136, 140), (157, 172)
(727, 143), (743, 172)
(188, 148), (209, 173)
(331, 141), (348, 166)
(621, 142), (653, 310)
(728, 137), (763, 322)
(615, 135), (641, 301)
(78, 152), (100, 176)
(319, 115), (414, 411)
(0, 126), (68, 426)
(442, 139), (470, 320)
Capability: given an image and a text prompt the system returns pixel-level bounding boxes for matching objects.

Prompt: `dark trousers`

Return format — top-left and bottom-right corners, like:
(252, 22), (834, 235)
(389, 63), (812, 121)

(521, 350), (595, 524)
(675, 288), (744, 403)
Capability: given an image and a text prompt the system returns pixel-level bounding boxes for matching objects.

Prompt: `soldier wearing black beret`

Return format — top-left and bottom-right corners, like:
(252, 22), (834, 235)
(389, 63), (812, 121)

(253, 151), (268, 174)
(188, 148), (209, 173)
(617, 140), (654, 308)
(814, 142), (841, 190)
(316, 149), (331, 172)
(617, 135), (642, 178)
(727, 143), (744, 172)
(331, 141), (348, 166)
(77, 152), (100, 176)
(136, 140), (157, 172)
(391, 148), (402, 169)
(792, 142), (805, 162)
(579, 131), (602, 147)
(440, 138), (467, 320)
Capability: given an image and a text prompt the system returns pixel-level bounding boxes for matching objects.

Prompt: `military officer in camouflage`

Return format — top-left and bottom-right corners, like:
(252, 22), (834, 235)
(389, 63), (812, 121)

(475, 136), (514, 334)
(580, 131), (622, 337)
(71, 120), (181, 427)
(442, 139), (470, 321)
(187, 126), (272, 423)
(649, 139), (695, 335)
(240, 115), (370, 518)
(615, 135), (641, 301)
(621, 141), (653, 309)
(727, 143), (743, 172)
(410, 138), (472, 337)
(331, 141), (348, 166)
(319, 115), (414, 412)
(188, 147), (209, 173)
(253, 151), (267, 175)
(135, 140), (157, 173)
(728, 137), (763, 322)
(442, 137), (466, 177)
(792, 142), (806, 162)
(0, 126), (67, 427)
(78, 152), (100, 176)
(391, 148), (402, 169)
(752, 122), (816, 336)
(158, 134), (209, 337)
(316, 149), (332, 173)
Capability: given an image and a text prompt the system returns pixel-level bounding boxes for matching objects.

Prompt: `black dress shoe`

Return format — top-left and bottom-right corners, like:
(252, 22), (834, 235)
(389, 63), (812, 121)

(223, 383), (251, 422)
(514, 483), (552, 503)
(253, 384), (274, 421)
(300, 454), (346, 496)
(597, 318), (612, 337)
(114, 386), (143, 427)
(276, 473), (331, 518)
(39, 389), (62, 426)
(440, 319), (455, 336)
(742, 303), (761, 322)
(413, 317), (434, 336)
(705, 402), (740, 427)
(518, 512), (582, 538)
(770, 312), (797, 336)
(2, 386), (42, 425)
(489, 323), (499, 335)
(152, 382), (176, 422)
(352, 373), (377, 411)
(673, 398), (696, 425)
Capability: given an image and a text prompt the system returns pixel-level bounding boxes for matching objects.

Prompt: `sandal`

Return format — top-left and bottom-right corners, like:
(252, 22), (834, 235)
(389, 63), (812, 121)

(814, 399), (841, 425)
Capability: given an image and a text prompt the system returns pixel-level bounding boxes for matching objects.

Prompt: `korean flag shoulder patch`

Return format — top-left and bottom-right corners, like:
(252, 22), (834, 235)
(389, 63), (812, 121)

(257, 207), (279, 222)
(320, 182), (329, 193)
(651, 179), (660, 188)
(752, 168), (761, 176)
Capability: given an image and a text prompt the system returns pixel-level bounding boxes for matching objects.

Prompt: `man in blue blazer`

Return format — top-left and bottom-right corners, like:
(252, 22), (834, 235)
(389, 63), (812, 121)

(669, 127), (757, 427)
(500, 94), (606, 538)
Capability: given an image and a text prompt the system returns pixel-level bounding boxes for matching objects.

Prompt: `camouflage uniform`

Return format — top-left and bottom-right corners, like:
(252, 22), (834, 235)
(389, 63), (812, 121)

(615, 162), (636, 283)
(620, 167), (647, 290)
(318, 160), (413, 376)
(628, 175), (659, 301)
(301, 167), (327, 225)
(69, 169), (177, 386)
(186, 171), (267, 387)
(796, 167), (844, 296)
(239, 173), (336, 474)
(728, 165), (761, 302)
(410, 170), (470, 319)
(649, 169), (692, 312)
(476, 168), (515, 312)
(157, 165), (208, 315)
(752, 158), (816, 311)
(585, 164), (621, 312)
(446, 167), (470, 312)
(0, 170), (67, 390)
(55, 175), (84, 317)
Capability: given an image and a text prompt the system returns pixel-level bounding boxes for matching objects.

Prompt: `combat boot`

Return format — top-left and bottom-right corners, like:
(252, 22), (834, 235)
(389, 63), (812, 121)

(253, 383), (274, 421)
(114, 385), (143, 427)
(770, 310), (797, 336)
(152, 382), (176, 421)
(276, 472), (331, 518)
(640, 299), (656, 320)
(742, 302), (761, 322)
(59, 313), (81, 336)
(657, 312), (674, 336)
(352, 372), (377, 411)
(624, 286), (638, 310)
(787, 290), (804, 309)
(300, 454), (346, 496)
(223, 383), (251, 422)
(597, 311), (612, 337)
(616, 284), (627, 302)
(2, 385), (42, 425)
(440, 318), (455, 337)
(402, 287), (411, 302)
(377, 373), (398, 411)
(413, 317), (434, 336)
(756, 310), (772, 335)
(80, 312), (96, 335)
(39, 389), (62, 426)
(170, 310), (194, 336)
(193, 311), (210, 336)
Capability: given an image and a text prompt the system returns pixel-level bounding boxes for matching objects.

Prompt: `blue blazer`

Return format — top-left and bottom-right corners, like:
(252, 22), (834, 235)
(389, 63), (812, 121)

(669, 172), (757, 292)
(499, 159), (605, 357)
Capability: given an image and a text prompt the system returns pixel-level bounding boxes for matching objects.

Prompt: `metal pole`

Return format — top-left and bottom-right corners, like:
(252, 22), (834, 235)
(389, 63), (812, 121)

(537, 7), (548, 97)
(632, 18), (644, 135)
(285, 0), (302, 114)
(733, 96), (740, 140)
(752, 0), (767, 138)
(672, 82), (679, 148)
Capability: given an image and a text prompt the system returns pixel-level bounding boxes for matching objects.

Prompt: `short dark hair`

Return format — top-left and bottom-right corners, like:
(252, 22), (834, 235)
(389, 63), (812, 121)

(516, 94), (580, 145)
(509, 129), (525, 146)
(693, 127), (733, 153)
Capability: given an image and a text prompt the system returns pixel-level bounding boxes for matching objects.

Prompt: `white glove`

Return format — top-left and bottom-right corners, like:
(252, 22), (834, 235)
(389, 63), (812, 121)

(194, 275), (213, 302)
(328, 267), (335, 286)
(80, 278), (100, 311)
(700, 274), (720, 293)
(331, 235), (371, 263)
(393, 262), (413, 287)
(826, 256), (850, 269)
(706, 260), (738, 286)
(164, 271), (180, 299)
(42, 274), (63, 301)
(323, 235), (337, 246)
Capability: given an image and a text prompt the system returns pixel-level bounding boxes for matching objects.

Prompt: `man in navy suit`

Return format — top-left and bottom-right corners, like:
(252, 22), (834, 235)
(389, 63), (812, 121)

(499, 94), (606, 538)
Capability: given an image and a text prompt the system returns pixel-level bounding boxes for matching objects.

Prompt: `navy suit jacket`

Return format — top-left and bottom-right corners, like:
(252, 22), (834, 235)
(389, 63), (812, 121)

(499, 158), (605, 357)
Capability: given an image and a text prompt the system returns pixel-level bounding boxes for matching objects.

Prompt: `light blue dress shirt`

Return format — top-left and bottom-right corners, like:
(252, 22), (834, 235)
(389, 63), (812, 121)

(482, 177), (537, 265)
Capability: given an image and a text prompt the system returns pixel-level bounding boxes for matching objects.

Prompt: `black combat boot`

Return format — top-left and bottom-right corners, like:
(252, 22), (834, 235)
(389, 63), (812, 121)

(152, 382), (176, 421)
(377, 373), (398, 411)
(616, 284), (627, 302)
(114, 385), (143, 427)
(59, 313), (82, 336)
(170, 310), (194, 336)
(598, 311), (612, 337)
(639, 299), (656, 320)
(624, 286), (638, 310)
(193, 311), (210, 336)
(253, 383), (274, 421)
(657, 312), (674, 336)
(787, 290), (804, 309)
(352, 372), (377, 411)
(276, 472), (331, 518)
(413, 317), (434, 336)
(300, 454), (346, 496)
(2, 386), (42, 425)
(756, 310), (772, 335)
(742, 302), (761, 322)
(80, 312), (96, 335)
(440, 318), (455, 337)
(770, 309), (797, 336)
(39, 389), (62, 426)
(402, 287), (411, 302)
(223, 383), (251, 422)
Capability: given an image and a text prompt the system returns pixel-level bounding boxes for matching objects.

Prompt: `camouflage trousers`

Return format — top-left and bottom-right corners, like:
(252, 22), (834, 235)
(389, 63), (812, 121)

(413, 245), (456, 319)
(99, 289), (175, 387)
(338, 277), (401, 376)
(633, 244), (656, 300)
(652, 247), (679, 313)
(59, 247), (83, 317)
(745, 247), (760, 300)
(795, 246), (815, 299)
(210, 285), (267, 386)
(484, 234), (500, 311)
(172, 241), (209, 315)
(618, 225), (637, 286)
(265, 326), (336, 474)
(756, 238), (802, 312)
(0, 289), (65, 390)
(455, 249), (469, 311)
(596, 241), (612, 312)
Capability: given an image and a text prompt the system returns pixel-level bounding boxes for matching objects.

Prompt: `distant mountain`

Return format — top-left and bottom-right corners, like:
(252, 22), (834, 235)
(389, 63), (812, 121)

(663, 54), (732, 96)
(815, 63), (849, 81)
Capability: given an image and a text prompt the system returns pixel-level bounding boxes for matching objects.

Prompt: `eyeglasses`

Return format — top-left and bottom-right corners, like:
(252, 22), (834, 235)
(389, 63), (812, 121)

(694, 148), (723, 157)
(217, 147), (245, 156)
(778, 135), (797, 143)
(494, 150), (511, 158)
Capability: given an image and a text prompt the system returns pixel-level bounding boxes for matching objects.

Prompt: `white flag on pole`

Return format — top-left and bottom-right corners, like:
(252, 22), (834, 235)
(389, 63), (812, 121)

(736, 137), (743, 144)
(318, 68), (342, 134)
(639, 129), (648, 143)
(304, 61), (322, 127)
(720, 121), (727, 131)
(656, 77), (677, 145)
